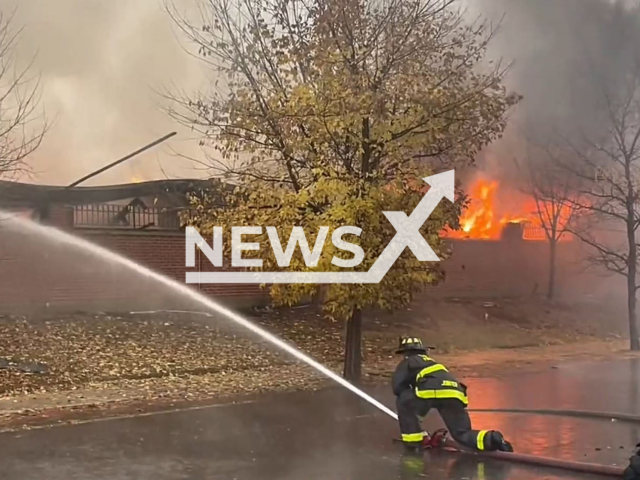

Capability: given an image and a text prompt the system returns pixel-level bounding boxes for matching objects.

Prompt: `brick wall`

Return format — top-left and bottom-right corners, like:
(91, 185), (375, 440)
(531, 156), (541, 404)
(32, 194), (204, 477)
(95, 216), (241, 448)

(44, 205), (74, 227)
(0, 223), (267, 314)
(432, 239), (551, 297)
(432, 238), (622, 302)
(0, 211), (612, 315)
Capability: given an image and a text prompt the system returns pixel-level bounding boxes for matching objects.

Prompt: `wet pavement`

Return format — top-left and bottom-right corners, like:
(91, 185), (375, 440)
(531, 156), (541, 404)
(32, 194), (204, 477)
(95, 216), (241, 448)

(0, 358), (639, 480)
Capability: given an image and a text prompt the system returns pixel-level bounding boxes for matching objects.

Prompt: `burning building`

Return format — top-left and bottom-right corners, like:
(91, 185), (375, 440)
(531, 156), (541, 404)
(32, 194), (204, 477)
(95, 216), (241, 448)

(0, 174), (596, 315)
(442, 177), (574, 243)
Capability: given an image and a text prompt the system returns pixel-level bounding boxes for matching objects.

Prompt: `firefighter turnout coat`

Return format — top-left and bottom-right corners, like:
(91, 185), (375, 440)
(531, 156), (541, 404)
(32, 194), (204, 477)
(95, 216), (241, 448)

(392, 354), (468, 405)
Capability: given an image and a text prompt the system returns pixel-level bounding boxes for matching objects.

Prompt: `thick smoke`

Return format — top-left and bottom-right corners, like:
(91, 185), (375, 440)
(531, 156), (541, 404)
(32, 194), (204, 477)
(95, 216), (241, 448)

(3, 0), (640, 186)
(0, 0), (206, 186)
(466, 0), (640, 178)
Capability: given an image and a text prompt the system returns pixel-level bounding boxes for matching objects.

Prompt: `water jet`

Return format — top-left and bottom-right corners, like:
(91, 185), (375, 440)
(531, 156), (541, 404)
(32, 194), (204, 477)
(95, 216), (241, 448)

(0, 211), (398, 420)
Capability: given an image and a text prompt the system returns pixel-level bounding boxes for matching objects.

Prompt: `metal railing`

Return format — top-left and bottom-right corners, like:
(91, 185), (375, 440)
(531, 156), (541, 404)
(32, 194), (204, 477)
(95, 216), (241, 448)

(522, 223), (546, 240)
(522, 224), (573, 242)
(73, 203), (187, 230)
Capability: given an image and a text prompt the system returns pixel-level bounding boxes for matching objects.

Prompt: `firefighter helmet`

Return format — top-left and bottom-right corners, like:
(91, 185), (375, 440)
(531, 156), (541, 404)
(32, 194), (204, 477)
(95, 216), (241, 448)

(396, 336), (429, 354)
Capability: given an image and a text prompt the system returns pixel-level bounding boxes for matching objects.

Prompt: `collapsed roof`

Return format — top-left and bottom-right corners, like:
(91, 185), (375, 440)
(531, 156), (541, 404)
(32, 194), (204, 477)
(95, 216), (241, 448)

(0, 178), (226, 207)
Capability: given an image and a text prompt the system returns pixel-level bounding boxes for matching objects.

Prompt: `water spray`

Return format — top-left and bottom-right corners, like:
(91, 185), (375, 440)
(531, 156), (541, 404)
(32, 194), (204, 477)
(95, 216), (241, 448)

(5, 216), (638, 478)
(2, 213), (398, 421)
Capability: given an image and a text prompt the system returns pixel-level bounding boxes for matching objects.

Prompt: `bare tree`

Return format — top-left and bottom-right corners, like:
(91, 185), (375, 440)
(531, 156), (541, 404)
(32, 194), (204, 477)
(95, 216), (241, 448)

(560, 66), (640, 351)
(0, 11), (45, 180)
(515, 141), (579, 300)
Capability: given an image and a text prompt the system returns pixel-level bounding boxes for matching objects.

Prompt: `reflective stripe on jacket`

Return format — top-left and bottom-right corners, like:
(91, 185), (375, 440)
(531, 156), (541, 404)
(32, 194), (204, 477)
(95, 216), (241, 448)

(414, 355), (468, 405)
(392, 354), (468, 405)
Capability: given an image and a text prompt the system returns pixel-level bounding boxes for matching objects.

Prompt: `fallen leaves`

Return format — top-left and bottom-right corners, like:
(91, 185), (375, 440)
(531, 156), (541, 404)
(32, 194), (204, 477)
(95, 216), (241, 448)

(0, 298), (613, 425)
(0, 309), (351, 405)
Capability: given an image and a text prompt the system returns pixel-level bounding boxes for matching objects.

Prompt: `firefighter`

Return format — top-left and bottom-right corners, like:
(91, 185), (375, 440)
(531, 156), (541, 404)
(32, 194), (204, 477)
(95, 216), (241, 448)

(392, 336), (514, 454)
(623, 443), (640, 480)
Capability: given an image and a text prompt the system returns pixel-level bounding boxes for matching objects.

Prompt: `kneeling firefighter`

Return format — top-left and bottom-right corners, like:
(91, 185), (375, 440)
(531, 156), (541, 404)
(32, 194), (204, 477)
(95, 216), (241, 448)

(392, 336), (514, 454)
(623, 443), (640, 480)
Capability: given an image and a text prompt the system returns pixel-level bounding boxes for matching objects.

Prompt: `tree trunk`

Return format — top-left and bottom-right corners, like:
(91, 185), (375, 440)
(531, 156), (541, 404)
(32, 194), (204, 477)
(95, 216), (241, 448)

(312, 286), (326, 307)
(547, 240), (556, 300)
(343, 309), (363, 382)
(627, 267), (640, 351)
(627, 211), (640, 351)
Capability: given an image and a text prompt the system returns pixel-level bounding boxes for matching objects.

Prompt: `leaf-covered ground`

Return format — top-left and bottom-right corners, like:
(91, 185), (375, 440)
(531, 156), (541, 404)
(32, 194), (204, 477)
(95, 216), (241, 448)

(0, 297), (628, 425)
(0, 309), (345, 398)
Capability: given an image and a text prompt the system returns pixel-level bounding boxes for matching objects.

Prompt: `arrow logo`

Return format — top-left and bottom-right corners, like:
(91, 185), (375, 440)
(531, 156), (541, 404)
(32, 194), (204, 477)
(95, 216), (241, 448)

(186, 170), (455, 284)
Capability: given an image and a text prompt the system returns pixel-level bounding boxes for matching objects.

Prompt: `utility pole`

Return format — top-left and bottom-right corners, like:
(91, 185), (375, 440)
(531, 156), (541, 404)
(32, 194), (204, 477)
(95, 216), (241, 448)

(66, 132), (177, 188)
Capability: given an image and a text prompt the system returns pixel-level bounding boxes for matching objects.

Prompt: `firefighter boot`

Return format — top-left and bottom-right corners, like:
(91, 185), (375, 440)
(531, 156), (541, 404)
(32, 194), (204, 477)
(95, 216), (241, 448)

(402, 442), (423, 456)
(488, 431), (514, 452)
(623, 443), (640, 480)
(403, 431), (429, 455)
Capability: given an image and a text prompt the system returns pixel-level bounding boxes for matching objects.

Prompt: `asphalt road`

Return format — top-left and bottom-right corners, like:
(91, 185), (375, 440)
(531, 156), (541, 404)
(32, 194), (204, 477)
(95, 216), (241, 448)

(1, 358), (639, 480)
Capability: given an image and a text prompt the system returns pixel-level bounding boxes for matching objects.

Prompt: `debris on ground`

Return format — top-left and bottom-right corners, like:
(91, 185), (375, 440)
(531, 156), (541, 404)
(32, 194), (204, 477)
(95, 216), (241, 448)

(0, 358), (48, 374)
(0, 297), (628, 426)
(0, 311), (345, 398)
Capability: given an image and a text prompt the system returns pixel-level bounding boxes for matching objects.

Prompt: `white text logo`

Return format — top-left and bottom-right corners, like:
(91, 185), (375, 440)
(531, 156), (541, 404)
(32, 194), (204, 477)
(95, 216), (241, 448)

(185, 170), (454, 284)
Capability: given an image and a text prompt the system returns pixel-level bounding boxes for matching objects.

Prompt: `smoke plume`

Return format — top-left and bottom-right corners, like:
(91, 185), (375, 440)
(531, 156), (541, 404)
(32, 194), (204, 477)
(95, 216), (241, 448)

(2, 0), (640, 186)
(0, 0), (206, 186)
(467, 0), (640, 177)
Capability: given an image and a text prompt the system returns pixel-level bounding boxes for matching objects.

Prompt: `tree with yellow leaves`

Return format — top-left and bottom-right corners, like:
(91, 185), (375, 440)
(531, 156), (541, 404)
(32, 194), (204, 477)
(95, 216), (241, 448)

(168, 0), (519, 381)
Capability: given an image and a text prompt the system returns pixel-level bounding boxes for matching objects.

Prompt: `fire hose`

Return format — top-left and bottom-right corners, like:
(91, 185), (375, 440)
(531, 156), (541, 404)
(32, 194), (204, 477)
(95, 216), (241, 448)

(467, 407), (640, 425)
(444, 441), (626, 477)
(397, 408), (640, 478)
(466, 408), (640, 477)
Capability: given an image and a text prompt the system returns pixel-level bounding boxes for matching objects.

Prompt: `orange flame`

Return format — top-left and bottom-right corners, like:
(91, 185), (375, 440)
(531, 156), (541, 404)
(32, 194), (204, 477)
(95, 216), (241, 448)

(443, 178), (573, 241)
